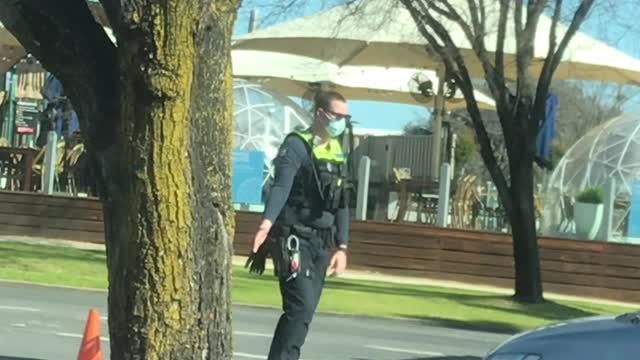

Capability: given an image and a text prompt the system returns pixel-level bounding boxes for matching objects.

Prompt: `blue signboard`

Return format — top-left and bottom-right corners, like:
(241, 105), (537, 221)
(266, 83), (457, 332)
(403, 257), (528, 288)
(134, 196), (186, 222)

(232, 150), (265, 205)
(629, 181), (640, 238)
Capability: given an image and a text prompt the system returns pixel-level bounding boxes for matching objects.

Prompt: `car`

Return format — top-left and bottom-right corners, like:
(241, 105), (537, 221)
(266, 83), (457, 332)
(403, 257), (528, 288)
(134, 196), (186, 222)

(483, 311), (640, 360)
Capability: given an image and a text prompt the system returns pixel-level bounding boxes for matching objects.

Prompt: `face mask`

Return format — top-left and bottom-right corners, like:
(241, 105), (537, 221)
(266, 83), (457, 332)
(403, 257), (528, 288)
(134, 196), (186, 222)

(326, 117), (346, 137)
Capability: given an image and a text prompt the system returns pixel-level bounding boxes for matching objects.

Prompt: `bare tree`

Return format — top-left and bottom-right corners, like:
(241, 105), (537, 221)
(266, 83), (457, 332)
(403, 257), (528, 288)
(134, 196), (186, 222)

(0, 0), (239, 357)
(399, 0), (595, 303)
(554, 81), (639, 146)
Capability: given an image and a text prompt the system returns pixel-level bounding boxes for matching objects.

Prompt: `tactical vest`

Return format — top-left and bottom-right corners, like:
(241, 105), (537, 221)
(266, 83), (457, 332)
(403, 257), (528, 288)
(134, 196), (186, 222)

(280, 129), (347, 227)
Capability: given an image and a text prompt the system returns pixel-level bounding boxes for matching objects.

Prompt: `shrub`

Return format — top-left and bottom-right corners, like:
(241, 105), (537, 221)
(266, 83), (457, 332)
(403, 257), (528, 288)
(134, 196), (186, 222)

(576, 187), (604, 204)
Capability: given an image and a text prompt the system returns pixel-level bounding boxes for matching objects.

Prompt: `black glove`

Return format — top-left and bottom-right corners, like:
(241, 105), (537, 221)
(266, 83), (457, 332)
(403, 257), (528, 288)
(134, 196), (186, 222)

(245, 241), (270, 275)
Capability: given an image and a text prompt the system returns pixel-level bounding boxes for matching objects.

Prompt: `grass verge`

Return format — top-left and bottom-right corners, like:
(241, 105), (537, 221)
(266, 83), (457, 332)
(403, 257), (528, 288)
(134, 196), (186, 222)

(0, 241), (636, 333)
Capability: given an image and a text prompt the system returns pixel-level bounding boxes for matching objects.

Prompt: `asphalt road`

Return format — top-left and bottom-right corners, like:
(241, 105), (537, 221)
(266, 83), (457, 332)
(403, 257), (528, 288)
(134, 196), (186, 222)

(0, 282), (509, 360)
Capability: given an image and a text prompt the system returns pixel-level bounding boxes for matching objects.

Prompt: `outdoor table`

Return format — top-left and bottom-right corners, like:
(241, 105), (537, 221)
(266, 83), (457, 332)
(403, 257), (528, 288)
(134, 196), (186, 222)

(0, 146), (38, 191)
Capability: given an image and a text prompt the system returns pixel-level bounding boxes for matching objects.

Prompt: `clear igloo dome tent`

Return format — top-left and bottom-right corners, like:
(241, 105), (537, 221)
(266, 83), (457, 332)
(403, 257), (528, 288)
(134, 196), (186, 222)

(231, 79), (311, 205)
(542, 114), (640, 240)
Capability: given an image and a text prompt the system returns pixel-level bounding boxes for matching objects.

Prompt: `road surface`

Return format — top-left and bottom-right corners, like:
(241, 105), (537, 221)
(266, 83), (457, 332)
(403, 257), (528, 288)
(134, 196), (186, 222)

(0, 282), (509, 360)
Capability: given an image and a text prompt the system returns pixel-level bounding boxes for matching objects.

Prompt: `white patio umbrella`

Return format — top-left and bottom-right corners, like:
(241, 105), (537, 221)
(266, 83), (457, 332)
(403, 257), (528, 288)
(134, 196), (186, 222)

(232, 0), (640, 176)
(0, 22), (25, 74)
(232, 0), (640, 84)
(232, 49), (496, 110)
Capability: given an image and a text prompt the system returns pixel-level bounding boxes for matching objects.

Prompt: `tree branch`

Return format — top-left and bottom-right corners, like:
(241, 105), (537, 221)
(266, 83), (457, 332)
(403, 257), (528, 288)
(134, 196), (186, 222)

(532, 0), (595, 134)
(428, 0), (515, 156)
(513, 0), (543, 135)
(465, 0), (483, 36)
(514, 0), (533, 92)
(433, 0), (497, 82)
(514, 0), (524, 36)
(99, 0), (122, 34)
(519, 1), (546, 89)
(400, 0), (512, 208)
(495, 0), (509, 99)
(478, 0), (486, 33)
(524, 0), (546, 37)
(0, 0), (119, 151)
(528, 0), (561, 137)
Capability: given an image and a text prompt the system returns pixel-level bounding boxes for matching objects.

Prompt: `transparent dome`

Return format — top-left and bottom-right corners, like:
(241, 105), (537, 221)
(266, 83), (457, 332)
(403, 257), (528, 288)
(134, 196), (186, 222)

(232, 79), (311, 183)
(542, 114), (640, 239)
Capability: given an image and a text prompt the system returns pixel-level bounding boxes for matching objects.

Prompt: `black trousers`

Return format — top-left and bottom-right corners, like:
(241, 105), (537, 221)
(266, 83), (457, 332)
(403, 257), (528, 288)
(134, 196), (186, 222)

(267, 234), (329, 360)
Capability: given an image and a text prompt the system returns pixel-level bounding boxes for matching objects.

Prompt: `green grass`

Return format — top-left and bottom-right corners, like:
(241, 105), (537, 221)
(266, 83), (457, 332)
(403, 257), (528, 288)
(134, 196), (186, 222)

(0, 241), (637, 333)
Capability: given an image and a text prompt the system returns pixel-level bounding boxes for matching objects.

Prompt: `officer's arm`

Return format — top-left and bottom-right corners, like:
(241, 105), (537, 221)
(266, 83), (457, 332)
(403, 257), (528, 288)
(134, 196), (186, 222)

(334, 188), (350, 249)
(262, 136), (306, 223)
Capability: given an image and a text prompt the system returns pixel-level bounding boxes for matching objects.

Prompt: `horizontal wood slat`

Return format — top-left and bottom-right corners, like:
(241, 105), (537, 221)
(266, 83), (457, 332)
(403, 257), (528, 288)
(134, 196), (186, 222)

(0, 214), (104, 233)
(0, 191), (102, 210)
(0, 202), (104, 221)
(2, 191), (639, 303)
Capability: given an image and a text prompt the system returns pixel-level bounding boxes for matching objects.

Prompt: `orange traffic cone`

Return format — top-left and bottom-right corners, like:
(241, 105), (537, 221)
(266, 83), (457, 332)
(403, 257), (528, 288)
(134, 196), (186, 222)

(77, 308), (104, 360)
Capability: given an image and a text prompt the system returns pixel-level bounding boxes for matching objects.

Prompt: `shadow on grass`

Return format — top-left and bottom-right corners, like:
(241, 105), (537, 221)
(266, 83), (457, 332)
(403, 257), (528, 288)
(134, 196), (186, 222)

(0, 242), (106, 263)
(396, 315), (521, 334)
(325, 278), (599, 329)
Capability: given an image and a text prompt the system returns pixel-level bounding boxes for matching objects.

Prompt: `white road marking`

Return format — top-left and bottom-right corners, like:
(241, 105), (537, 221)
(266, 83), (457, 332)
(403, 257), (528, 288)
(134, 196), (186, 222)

(365, 344), (445, 357)
(54, 333), (274, 354)
(234, 352), (267, 359)
(56, 332), (110, 342)
(233, 352), (307, 360)
(11, 323), (27, 327)
(0, 305), (41, 312)
(234, 330), (272, 338)
(100, 316), (108, 321)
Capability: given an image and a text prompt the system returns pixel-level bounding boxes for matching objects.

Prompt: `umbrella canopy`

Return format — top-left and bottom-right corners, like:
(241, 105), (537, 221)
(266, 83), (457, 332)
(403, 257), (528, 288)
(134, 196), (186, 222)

(232, 50), (495, 110)
(233, 0), (640, 84)
(1, 22), (25, 74)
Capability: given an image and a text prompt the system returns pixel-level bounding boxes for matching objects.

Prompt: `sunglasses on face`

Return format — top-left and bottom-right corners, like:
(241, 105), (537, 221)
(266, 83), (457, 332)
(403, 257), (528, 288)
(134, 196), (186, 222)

(322, 109), (352, 122)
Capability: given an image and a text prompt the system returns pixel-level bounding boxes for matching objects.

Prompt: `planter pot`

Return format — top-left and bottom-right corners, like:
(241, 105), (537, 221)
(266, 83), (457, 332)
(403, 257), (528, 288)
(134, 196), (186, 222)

(574, 202), (604, 240)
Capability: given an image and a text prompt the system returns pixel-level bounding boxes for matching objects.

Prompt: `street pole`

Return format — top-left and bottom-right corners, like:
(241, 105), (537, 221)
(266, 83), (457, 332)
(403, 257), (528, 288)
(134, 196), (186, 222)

(355, 156), (371, 220)
(437, 162), (451, 227)
(43, 131), (58, 194)
(248, 9), (258, 33)
(430, 65), (446, 181)
(5, 69), (17, 146)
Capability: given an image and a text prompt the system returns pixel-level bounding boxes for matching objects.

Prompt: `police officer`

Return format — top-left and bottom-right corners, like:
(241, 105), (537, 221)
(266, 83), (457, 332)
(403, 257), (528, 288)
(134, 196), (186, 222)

(247, 90), (351, 360)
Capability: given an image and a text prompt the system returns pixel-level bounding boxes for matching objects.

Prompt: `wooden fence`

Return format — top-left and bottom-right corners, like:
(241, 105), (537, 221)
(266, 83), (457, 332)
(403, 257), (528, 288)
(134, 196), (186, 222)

(0, 191), (104, 242)
(2, 190), (639, 303)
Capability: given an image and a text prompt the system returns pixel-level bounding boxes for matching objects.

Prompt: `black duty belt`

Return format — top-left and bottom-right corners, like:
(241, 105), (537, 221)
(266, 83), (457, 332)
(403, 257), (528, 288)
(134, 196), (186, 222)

(273, 222), (335, 248)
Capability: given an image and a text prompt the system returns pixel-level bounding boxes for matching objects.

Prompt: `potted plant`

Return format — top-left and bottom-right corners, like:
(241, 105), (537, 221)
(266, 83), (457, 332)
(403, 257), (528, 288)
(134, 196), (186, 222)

(574, 187), (604, 240)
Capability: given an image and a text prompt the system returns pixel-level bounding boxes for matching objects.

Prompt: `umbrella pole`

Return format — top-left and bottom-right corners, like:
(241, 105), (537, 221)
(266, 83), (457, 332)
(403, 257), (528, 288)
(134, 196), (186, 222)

(5, 68), (16, 146)
(431, 65), (446, 181)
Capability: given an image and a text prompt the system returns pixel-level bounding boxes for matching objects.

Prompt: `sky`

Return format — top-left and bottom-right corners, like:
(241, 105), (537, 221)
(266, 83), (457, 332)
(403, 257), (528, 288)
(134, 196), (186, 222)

(231, 1), (640, 132)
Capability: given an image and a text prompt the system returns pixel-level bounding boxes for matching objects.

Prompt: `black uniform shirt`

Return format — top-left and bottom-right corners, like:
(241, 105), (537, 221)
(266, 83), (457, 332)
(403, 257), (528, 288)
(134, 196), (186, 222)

(262, 134), (350, 247)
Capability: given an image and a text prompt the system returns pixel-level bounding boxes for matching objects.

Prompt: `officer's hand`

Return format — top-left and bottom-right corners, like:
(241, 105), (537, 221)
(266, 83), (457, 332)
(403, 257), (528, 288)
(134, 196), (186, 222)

(245, 250), (267, 275)
(252, 219), (273, 253)
(327, 249), (348, 277)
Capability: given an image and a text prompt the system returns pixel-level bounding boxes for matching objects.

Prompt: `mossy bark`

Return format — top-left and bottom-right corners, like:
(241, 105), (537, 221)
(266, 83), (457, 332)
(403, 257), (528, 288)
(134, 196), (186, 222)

(1, 1), (239, 358)
(103, 1), (239, 359)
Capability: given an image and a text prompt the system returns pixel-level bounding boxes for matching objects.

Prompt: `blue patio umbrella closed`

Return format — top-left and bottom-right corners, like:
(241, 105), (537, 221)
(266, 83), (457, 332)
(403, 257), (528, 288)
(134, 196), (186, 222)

(536, 93), (558, 167)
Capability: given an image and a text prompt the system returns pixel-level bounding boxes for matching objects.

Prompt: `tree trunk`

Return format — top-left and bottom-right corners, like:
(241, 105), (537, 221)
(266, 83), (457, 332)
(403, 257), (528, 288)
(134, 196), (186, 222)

(508, 143), (544, 304)
(0, 0), (239, 358)
(103, 1), (239, 358)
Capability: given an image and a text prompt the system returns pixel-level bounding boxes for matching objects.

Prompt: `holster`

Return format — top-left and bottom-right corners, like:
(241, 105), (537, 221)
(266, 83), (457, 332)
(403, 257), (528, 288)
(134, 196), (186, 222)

(271, 223), (333, 278)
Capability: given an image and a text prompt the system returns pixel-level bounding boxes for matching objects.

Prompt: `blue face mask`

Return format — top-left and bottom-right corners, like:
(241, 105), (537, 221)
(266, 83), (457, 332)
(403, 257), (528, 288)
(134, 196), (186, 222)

(326, 118), (346, 137)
